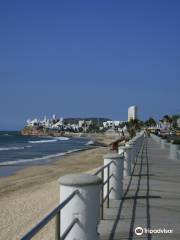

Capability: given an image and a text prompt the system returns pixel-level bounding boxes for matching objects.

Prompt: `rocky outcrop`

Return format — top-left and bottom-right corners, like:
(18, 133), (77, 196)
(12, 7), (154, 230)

(21, 127), (81, 137)
(21, 127), (64, 137)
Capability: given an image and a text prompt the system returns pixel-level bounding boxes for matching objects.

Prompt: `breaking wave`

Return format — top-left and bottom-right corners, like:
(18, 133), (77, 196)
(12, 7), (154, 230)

(29, 139), (58, 144)
(29, 137), (70, 144)
(55, 137), (70, 141)
(85, 140), (95, 145)
(0, 148), (83, 166)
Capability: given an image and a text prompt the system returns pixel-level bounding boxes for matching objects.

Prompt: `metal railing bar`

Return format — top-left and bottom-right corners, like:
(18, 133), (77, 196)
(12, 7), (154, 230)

(109, 187), (113, 194)
(21, 190), (79, 240)
(101, 187), (113, 206)
(94, 168), (102, 176)
(103, 179), (109, 186)
(101, 169), (104, 220)
(102, 189), (113, 204)
(102, 174), (113, 187)
(60, 218), (79, 240)
(103, 194), (108, 203)
(107, 164), (110, 208)
(109, 174), (113, 179)
(94, 161), (113, 176)
(55, 211), (60, 240)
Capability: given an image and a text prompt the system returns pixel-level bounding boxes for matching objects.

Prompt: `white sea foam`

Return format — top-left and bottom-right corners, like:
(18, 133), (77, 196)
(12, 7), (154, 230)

(29, 137), (70, 144)
(0, 145), (32, 151)
(0, 148), (82, 166)
(55, 137), (70, 141)
(85, 140), (95, 145)
(29, 139), (58, 144)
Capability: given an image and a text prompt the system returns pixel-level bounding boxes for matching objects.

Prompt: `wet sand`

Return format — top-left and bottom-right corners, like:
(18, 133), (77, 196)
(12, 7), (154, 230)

(0, 134), (116, 240)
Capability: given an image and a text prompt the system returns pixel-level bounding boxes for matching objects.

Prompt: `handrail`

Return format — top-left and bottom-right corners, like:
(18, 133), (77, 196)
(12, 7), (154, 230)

(103, 174), (113, 186)
(21, 190), (79, 240)
(21, 160), (115, 239)
(94, 161), (113, 176)
(93, 161), (114, 219)
(177, 150), (180, 160)
(103, 187), (113, 203)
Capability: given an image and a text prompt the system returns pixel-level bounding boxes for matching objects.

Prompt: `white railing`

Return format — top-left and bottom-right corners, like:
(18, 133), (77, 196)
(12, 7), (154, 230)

(151, 133), (180, 161)
(177, 150), (180, 160)
(21, 133), (144, 240)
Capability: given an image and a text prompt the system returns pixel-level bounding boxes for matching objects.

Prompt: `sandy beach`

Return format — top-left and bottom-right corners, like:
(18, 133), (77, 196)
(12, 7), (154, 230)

(0, 134), (116, 240)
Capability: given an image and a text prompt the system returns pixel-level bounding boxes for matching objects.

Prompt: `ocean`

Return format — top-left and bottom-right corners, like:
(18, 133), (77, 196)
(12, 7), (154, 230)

(0, 131), (91, 177)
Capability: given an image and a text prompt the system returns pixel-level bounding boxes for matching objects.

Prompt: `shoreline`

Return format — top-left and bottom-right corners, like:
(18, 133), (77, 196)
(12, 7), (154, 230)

(0, 146), (93, 177)
(0, 146), (106, 196)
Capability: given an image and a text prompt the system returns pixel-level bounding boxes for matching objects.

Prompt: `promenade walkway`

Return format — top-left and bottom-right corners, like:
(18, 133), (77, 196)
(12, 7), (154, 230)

(99, 137), (180, 240)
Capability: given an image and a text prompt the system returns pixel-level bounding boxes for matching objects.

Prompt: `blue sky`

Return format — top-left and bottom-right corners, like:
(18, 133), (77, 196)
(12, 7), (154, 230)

(0, 0), (180, 129)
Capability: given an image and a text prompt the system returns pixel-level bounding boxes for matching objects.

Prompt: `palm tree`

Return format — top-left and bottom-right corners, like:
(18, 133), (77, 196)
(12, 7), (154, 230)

(145, 117), (156, 127)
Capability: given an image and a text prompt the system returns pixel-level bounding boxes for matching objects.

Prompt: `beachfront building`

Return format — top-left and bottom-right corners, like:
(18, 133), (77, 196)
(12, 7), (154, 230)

(26, 118), (39, 127)
(26, 115), (133, 134)
(26, 115), (63, 129)
(103, 120), (127, 136)
(103, 120), (125, 128)
(78, 120), (85, 128)
(78, 120), (93, 128)
(25, 115), (95, 133)
(128, 105), (138, 121)
(177, 118), (180, 128)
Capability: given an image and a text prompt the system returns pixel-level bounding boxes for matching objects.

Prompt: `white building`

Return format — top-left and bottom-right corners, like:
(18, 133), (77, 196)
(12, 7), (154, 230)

(128, 105), (138, 121)
(78, 120), (85, 128)
(26, 118), (38, 127)
(114, 121), (121, 126)
(177, 118), (180, 128)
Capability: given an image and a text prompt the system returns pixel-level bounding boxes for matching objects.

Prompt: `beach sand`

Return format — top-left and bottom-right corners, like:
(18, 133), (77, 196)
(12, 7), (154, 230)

(0, 134), (117, 240)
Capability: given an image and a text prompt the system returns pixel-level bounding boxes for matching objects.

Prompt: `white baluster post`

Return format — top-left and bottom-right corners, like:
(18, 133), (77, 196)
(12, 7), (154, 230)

(59, 173), (102, 240)
(103, 153), (124, 200)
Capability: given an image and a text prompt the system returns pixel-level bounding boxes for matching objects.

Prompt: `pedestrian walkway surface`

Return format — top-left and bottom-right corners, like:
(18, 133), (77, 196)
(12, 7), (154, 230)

(99, 137), (180, 240)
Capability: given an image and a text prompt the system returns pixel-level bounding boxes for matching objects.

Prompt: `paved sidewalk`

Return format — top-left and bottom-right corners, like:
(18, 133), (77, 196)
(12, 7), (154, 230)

(99, 137), (180, 240)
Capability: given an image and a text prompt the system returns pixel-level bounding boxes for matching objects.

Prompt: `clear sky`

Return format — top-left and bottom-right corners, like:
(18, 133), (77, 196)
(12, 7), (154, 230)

(0, 0), (180, 130)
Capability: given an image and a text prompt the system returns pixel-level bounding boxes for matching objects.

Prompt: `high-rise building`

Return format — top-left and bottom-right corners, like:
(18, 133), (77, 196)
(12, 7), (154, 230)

(128, 105), (138, 121)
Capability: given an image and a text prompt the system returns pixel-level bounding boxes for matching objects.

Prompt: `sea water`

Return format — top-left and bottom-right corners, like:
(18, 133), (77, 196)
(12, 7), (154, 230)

(0, 131), (91, 176)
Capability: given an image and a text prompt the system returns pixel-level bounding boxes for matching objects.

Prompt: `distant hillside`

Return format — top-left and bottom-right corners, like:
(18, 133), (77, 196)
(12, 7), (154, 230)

(64, 117), (111, 125)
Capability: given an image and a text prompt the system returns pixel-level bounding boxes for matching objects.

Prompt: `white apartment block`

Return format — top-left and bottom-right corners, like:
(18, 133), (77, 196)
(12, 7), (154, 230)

(128, 105), (138, 121)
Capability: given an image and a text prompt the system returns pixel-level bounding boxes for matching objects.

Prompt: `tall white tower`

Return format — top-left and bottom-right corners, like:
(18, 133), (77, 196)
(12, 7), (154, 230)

(128, 106), (138, 121)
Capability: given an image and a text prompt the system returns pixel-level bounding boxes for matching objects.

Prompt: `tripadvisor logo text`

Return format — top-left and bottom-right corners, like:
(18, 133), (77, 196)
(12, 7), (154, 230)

(135, 226), (174, 236)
